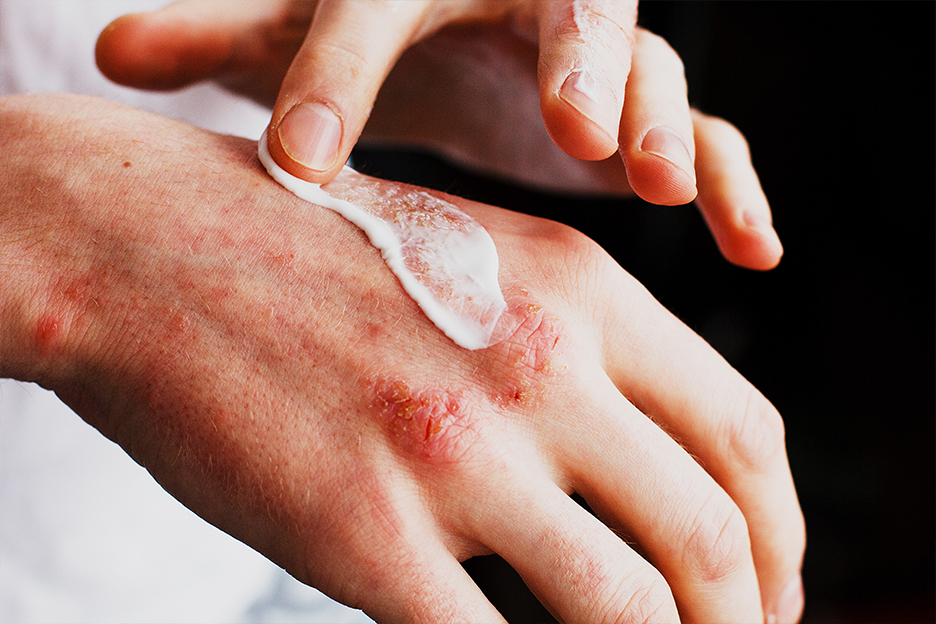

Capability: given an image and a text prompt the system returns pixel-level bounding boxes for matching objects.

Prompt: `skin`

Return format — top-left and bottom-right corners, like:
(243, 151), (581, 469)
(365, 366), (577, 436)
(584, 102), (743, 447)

(0, 94), (805, 623)
(94, 0), (783, 271)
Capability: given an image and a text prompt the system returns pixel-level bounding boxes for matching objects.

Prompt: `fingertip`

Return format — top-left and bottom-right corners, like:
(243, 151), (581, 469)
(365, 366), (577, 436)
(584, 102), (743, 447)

(622, 132), (698, 206)
(541, 88), (620, 162)
(95, 11), (231, 90)
(692, 110), (782, 269)
(95, 13), (149, 85)
(265, 103), (345, 184)
(264, 0), (435, 184)
(276, 101), (344, 178)
(709, 215), (784, 271)
(641, 126), (695, 181)
(742, 213), (784, 270)
(768, 574), (804, 624)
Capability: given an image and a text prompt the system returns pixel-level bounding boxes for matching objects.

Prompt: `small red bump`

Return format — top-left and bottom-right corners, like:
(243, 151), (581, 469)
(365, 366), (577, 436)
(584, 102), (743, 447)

(172, 313), (188, 332)
(35, 316), (61, 355)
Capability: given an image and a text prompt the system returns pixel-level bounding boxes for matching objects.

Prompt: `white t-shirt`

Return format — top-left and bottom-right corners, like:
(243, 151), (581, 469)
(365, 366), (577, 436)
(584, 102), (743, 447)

(0, 1), (372, 622)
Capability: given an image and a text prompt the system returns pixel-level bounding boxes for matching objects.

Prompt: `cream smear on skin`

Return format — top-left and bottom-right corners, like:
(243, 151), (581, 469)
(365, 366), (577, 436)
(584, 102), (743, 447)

(258, 133), (506, 350)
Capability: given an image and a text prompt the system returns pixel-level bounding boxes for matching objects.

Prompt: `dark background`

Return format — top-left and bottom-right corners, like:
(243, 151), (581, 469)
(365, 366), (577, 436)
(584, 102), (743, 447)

(355, 3), (935, 622)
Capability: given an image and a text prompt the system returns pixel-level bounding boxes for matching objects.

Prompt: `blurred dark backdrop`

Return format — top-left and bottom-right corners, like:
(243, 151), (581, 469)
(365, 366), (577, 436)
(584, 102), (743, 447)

(354, 3), (935, 622)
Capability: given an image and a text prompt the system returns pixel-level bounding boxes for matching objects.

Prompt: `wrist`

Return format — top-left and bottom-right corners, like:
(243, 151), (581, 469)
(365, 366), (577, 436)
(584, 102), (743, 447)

(0, 94), (129, 387)
(0, 159), (85, 387)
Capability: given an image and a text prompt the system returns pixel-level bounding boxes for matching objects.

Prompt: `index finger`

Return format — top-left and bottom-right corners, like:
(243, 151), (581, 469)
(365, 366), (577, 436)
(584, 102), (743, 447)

(537, 0), (638, 161)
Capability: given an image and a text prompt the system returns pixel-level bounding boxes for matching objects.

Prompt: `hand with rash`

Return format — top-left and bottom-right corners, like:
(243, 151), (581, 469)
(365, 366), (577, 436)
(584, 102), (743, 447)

(0, 94), (804, 623)
(95, 0), (783, 271)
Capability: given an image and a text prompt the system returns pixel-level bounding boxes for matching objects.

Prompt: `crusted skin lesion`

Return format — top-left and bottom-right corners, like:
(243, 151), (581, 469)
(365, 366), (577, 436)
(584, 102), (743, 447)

(506, 303), (563, 374)
(486, 301), (570, 408)
(375, 380), (481, 465)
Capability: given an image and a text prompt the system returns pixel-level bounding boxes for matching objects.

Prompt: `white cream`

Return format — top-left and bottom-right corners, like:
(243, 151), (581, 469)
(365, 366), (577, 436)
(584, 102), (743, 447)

(258, 133), (506, 350)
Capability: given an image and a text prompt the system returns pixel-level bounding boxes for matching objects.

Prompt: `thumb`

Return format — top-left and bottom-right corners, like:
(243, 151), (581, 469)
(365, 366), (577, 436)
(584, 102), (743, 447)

(265, 0), (435, 183)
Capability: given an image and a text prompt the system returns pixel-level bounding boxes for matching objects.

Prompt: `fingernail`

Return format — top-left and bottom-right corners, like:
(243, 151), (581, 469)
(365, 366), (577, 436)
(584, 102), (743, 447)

(769, 575), (804, 624)
(277, 102), (342, 172)
(743, 210), (773, 232)
(558, 69), (620, 142)
(744, 211), (783, 246)
(641, 126), (695, 180)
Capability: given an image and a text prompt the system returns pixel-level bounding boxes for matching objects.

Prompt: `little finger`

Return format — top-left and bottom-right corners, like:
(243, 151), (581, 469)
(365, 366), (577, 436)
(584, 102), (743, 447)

(693, 109), (783, 270)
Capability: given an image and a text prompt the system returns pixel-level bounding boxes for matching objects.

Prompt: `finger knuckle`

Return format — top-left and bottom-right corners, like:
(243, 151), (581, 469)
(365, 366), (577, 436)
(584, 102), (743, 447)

(482, 301), (572, 409)
(636, 29), (685, 76)
(699, 113), (752, 157)
(546, 217), (601, 255)
(539, 522), (676, 624)
(725, 388), (787, 474)
(603, 571), (675, 624)
(554, 1), (638, 48)
(307, 474), (407, 588)
(313, 40), (378, 85)
(523, 221), (615, 304)
(530, 222), (647, 351)
(683, 493), (751, 584)
(553, 224), (617, 295)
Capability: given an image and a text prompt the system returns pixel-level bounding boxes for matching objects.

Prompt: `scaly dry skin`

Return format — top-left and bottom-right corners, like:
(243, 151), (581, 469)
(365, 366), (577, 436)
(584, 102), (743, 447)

(1, 93), (803, 624)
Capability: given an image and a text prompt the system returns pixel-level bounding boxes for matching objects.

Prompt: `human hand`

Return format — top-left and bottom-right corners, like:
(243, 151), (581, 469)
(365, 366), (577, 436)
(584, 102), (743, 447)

(1, 94), (804, 622)
(95, 0), (783, 270)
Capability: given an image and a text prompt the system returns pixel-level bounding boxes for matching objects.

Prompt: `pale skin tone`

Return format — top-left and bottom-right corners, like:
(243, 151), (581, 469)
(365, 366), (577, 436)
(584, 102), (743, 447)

(14, 0), (797, 620)
(95, 0), (783, 271)
(0, 94), (804, 623)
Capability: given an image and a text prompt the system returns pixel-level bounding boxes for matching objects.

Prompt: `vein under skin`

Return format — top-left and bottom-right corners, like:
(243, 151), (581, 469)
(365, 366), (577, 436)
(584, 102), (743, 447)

(258, 134), (506, 350)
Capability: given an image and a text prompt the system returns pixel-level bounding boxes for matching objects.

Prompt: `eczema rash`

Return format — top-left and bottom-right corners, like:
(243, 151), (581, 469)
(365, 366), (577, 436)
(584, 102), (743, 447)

(374, 380), (482, 464)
